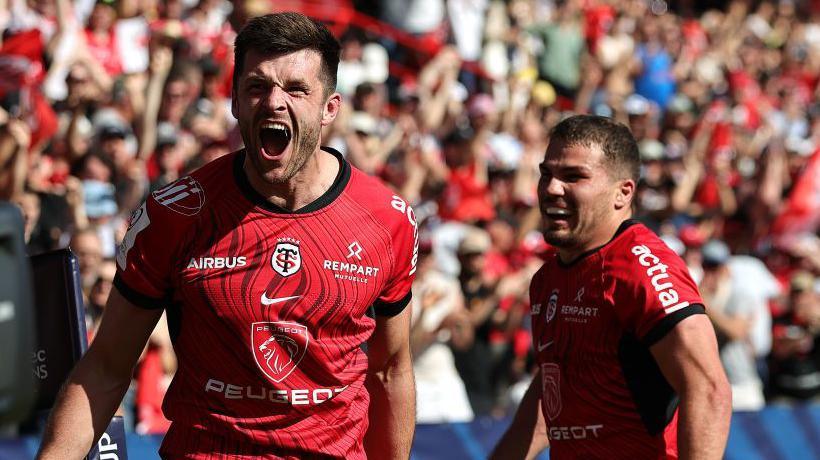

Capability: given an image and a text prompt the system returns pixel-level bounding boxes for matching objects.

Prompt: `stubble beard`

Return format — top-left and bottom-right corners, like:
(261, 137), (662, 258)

(281, 118), (321, 182)
(542, 193), (612, 253)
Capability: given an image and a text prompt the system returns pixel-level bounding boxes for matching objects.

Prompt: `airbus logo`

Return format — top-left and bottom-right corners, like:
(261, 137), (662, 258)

(187, 256), (247, 270)
(260, 294), (301, 306)
(346, 241), (363, 260)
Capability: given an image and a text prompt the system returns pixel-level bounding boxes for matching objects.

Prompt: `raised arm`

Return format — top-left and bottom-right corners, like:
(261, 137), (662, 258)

(650, 314), (732, 460)
(364, 306), (415, 460)
(37, 287), (165, 459)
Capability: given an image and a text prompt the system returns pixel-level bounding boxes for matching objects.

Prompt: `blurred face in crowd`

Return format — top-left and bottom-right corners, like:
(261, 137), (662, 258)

(13, 192), (40, 242)
(458, 249), (486, 277)
(80, 155), (113, 183)
(157, 143), (182, 174)
(100, 135), (129, 169)
(161, 80), (190, 124)
(538, 140), (631, 259)
(89, 3), (117, 32)
(89, 261), (116, 308)
(793, 289), (820, 329)
(232, 49), (340, 186)
(71, 231), (102, 278)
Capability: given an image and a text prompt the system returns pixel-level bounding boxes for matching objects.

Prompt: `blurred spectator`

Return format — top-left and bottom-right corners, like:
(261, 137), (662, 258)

(631, 16), (677, 109)
(69, 227), (103, 295)
(336, 31), (389, 97)
(86, 258), (115, 334)
(699, 239), (777, 411)
(411, 240), (475, 424)
(451, 227), (497, 415)
(438, 125), (496, 224)
(770, 271), (820, 400)
(527, 1), (586, 103)
(83, 0), (124, 77)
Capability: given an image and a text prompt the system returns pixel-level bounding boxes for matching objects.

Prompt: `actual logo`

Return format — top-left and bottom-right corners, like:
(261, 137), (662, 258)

(546, 289), (559, 323)
(272, 238), (301, 277)
(151, 176), (205, 216)
(541, 363), (562, 421)
(251, 322), (309, 383)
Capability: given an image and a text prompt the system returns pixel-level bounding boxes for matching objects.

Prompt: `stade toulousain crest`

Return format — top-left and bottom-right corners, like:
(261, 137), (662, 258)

(272, 238), (301, 277)
(252, 322), (309, 383)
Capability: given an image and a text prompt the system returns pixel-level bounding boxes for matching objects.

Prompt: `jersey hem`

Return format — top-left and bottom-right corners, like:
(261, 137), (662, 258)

(641, 303), (706, 346)
(113, 273), (167, 310)
(373, 290), (412, 317)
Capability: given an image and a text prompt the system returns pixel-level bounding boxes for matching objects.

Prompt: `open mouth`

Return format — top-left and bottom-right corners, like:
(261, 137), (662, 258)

(544, 207), (573, 222)
(259, 122), (291, 159)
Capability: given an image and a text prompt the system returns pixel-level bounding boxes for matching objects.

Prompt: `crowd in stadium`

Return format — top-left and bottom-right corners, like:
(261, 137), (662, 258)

(1, 0), (819, 435)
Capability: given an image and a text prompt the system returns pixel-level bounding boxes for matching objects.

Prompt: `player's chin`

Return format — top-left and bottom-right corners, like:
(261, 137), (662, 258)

(542, 229), (574, 248)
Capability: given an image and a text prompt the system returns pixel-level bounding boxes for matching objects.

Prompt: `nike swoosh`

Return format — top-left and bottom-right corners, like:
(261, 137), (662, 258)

(260, 294), (302, 306)
(537, 340), (554, 352)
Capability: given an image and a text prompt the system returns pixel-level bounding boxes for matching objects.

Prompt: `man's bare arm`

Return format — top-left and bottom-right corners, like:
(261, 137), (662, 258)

(651, 314), (732, 460)
(364, 306), (415, 460)
(37, 287), (164, 459)
(490, 369), (549, 460)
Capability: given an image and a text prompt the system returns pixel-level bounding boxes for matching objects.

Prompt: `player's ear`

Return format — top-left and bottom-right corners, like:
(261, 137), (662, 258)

(321, 92), (342, 127)
(614, 179), (635, 210)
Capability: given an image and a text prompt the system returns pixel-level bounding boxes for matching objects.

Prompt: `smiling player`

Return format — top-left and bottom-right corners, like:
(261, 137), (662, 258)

(491, 115), (731, 460)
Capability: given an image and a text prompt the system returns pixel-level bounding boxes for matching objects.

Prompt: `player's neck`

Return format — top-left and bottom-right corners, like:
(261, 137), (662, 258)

(558, 213), (630, 263)
(246, 148), (340, 211)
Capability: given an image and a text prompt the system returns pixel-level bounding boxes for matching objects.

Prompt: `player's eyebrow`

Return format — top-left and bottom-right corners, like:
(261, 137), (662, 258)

(539, 163), (592, 175)
(244, 73), (311, 90)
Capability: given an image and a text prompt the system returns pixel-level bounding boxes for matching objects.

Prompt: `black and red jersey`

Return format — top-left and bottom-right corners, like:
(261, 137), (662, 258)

(115, 147), (418, 459)
(530, 220), (705, 459)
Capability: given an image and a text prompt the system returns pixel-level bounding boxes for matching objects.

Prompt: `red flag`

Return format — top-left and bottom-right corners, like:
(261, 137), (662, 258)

(0, 29), (45, 96)
(771, 149), (820, 240)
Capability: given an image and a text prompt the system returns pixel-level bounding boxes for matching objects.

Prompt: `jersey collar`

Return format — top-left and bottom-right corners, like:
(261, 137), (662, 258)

(233, 146), (351, 214)
(556, 219), (641, 267)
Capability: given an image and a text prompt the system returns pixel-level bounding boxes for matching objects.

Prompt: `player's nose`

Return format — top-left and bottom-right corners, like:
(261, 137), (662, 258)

(264, 86), (287, 112)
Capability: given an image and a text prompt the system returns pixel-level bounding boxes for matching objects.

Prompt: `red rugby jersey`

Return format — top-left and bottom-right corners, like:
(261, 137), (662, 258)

(115, 147), (418, 459)
(530, 220), (705, 459)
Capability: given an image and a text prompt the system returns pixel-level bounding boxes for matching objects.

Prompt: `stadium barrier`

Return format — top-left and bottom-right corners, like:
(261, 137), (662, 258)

(3, 405), (819, 459)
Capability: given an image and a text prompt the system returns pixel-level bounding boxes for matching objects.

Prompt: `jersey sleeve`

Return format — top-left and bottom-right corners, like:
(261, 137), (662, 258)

(114, 195), (189, 310)
(373, 196), (418, 316)
(613, 236), (705, 346)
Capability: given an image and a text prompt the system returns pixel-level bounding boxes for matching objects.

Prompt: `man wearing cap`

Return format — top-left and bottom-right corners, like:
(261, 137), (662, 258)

(769, 271), (820, 400)
(698, 239), (777, 411)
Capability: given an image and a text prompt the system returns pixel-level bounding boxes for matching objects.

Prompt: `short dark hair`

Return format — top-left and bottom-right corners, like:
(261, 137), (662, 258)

(233, 12), (340, 96)
(548, 115), (640, 183)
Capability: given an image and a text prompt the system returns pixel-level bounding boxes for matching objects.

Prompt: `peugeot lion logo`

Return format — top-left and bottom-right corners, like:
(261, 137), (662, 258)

(260, 334), (299, 375)
(251, 322), (309, 383)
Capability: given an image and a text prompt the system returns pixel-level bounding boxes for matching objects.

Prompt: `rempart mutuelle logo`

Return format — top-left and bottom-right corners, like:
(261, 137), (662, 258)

(251, 322), (309, 383)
